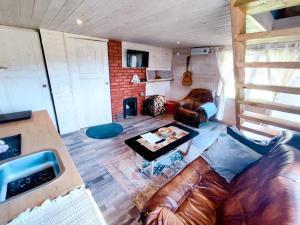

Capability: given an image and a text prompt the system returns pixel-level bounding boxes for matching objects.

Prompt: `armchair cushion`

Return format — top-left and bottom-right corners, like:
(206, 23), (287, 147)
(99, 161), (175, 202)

(177, 107), (199, 119)
(175, 89), (214, 127)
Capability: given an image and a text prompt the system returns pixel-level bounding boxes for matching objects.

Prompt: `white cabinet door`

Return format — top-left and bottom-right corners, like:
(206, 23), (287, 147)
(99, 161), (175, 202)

(0, 26), (56, 124)
(40, 30), (79, 134)
(65, 37), (112, 128)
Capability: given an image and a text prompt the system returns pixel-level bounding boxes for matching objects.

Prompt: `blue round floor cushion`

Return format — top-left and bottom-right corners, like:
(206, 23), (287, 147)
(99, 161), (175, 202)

(86, 123), (123, 139)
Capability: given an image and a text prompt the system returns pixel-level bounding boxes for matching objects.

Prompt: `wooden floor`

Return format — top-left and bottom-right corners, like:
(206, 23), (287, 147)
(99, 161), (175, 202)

(62, 115), (174, 225)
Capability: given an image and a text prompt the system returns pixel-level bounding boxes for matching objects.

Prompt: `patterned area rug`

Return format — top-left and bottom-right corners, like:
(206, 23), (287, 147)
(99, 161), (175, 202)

(104, 121), (225, 210)
(104, 150), (191, 211)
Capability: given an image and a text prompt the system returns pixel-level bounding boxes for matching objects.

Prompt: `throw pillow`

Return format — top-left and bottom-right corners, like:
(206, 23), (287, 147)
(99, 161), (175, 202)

(202, 133), (262, 182)
(281, 130), (300, 149)
(227, 126), (282, 155)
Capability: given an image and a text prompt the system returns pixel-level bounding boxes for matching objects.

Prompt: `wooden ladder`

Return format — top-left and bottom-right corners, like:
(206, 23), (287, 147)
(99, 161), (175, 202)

(230, 0), (300, 137)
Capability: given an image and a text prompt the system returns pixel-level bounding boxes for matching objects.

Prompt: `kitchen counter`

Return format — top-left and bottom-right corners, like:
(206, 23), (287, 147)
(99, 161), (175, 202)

(0, 111), (83, 224)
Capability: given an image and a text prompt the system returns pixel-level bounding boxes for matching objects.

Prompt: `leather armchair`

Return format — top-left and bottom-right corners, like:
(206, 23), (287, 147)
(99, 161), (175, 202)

(141, 133), (300, 225)
(174, 89), (214, 127)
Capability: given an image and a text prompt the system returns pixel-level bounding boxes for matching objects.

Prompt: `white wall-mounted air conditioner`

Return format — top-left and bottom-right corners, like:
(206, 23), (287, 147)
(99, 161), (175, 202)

(191, 47), (210, 55)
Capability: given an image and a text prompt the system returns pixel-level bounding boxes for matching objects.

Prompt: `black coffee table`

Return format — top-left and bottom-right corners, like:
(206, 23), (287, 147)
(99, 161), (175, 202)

(125, 123), (199, 176)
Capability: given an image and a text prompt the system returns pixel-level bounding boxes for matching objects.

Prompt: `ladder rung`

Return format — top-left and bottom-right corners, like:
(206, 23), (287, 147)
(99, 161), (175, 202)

(234, 0), (300, 15)
(235, 27), (300, 45)
(239, 112), (300, 132)
(236, 62), (300, 69)
(239, 99), (300, 114)
(237, 83), (300, 95)
(240, 123), (279, 138)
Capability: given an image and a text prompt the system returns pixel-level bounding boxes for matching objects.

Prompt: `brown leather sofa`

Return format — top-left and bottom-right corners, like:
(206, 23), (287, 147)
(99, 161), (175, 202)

(174, 89), (214, 127)
(141, 133), (300, 225)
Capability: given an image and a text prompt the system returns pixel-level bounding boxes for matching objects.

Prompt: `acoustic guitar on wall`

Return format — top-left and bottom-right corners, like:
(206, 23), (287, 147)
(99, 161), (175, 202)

(182, 56), (192, 86)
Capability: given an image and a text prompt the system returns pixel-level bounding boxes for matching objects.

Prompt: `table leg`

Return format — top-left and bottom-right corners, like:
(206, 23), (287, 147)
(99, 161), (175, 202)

(180, 140), (192, 156)
(150, 161), (154, 176)
(132, 151), (155, 177)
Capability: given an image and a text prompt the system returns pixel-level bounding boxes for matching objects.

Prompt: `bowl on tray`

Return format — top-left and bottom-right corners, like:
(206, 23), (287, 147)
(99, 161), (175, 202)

(158, 127), (175, 138)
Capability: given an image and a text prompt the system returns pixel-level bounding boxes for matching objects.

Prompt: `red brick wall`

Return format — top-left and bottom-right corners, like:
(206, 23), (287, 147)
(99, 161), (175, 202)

(108, 40), (146, 121)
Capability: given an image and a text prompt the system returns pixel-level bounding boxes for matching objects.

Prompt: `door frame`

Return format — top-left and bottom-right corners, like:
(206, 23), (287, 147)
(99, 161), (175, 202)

(0, 25), (59, 131)
(38, 30), (60, 132)
(63, 32), (112, 128)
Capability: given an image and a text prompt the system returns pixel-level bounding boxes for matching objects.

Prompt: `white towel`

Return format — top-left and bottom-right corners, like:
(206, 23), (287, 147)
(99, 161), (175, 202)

(7, 187), (107, 225)
(201, 102), (217, 119)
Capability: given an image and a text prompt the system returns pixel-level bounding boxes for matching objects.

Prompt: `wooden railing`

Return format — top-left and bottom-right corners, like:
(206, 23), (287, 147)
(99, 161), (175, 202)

(230, 0), (300, 137)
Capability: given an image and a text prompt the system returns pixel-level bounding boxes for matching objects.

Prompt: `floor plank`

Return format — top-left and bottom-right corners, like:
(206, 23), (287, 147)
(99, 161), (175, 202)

(62, 115), (173, 225)
(62, 115), (225, 225)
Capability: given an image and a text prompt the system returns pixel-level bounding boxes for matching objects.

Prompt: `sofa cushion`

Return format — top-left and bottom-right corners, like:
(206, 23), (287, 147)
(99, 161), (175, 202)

(144, 207), (185, 225)
(220, 144), (300, 225)
(143, 134), (300, 225)
(227, 126), (282, 155)
(142, 157), (231, 225)
(143, 157), (211, 212)
(202, 133), (262, 182)
(176, 170), (230, 225)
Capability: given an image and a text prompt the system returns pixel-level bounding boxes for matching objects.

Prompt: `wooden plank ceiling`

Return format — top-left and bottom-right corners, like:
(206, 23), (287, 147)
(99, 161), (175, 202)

(0, 0), (262, 48)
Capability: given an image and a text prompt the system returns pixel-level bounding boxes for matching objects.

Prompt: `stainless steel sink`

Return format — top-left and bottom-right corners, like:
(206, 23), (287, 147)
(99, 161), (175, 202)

(0, 150), (63, 203)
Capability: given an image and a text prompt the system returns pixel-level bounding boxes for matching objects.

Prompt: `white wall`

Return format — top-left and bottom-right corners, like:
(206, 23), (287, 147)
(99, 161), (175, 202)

(146, 81), (171, 97)
(40, 29), (78, 134)
(169, 48), (220, 101)
(122, 42), (172, 70)
(121, 41), (173, 97)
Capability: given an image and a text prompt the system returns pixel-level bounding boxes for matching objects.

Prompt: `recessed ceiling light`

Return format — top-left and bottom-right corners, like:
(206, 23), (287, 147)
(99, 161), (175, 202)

(176, 41), (181, 45)
(76, 19), (83, 25)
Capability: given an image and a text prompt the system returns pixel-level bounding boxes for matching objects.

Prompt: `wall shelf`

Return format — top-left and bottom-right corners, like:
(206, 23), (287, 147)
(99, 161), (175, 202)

(131, 79), (173, 85)
(146, 79), (173, 83)
(146, 70), (173, 82)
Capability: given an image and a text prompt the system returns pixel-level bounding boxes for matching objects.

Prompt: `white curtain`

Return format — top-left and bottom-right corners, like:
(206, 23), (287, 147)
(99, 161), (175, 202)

(269, 43), (300, 126)
(245, 43), (300, 102)
(215, 48), (234, 120)
(244, 43), (300, 129)
(214, 43), (300, 126)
